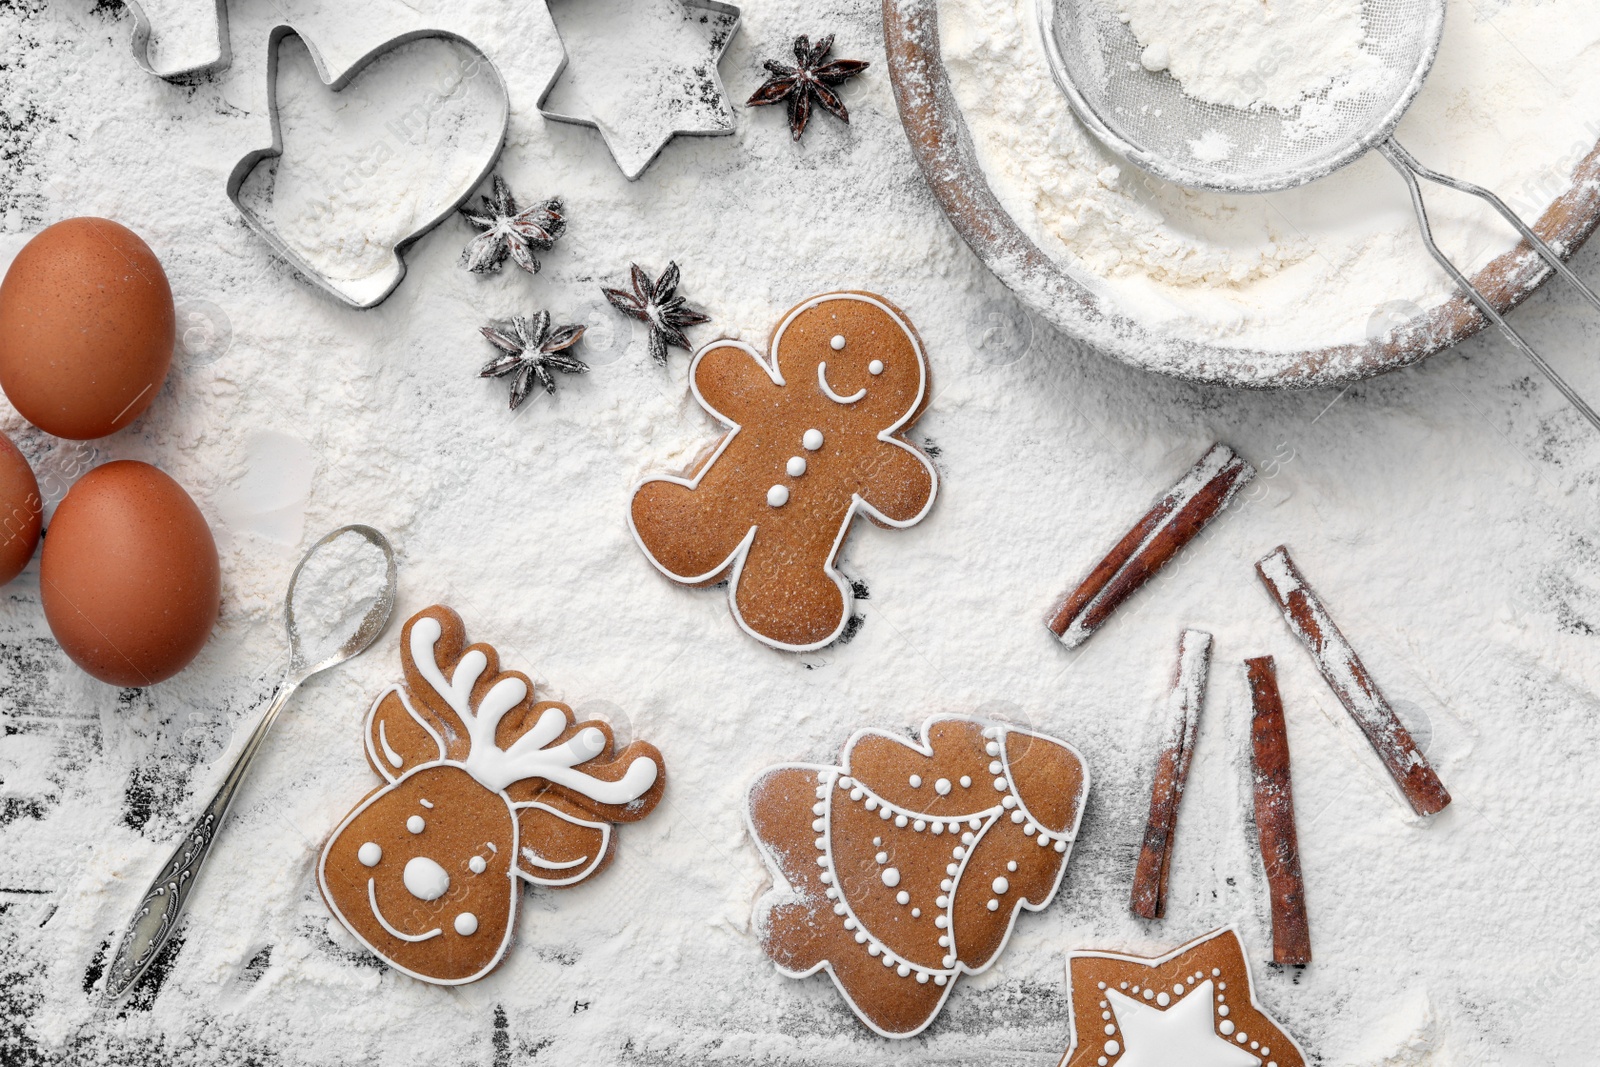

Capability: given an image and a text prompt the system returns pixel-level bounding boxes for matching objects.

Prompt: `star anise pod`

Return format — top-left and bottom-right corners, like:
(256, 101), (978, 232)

(479, 311), (587, 409)
(459, 175), (565, 275)
(746, 34), (869, 141)
(602, 261), (710, 366)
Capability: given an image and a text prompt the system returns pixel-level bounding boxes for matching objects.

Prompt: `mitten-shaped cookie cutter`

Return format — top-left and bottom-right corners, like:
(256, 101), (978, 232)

(536, 0), (741, 180)
(318, 606), (665, 985)
(226, 26), (509, 308)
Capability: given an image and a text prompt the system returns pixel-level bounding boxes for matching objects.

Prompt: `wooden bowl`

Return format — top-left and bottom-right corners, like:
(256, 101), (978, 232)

(883, 0), (1600, 387)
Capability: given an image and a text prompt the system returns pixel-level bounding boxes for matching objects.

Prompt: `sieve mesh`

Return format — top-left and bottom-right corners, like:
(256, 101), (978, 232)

(1037, 0), (1446, 192)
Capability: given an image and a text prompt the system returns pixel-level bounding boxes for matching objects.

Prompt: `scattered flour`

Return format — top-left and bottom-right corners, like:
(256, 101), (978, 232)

(1, 0), (1600, 1065)
(943, 0), (1600, 356)
(1115, 0), (1374, 111)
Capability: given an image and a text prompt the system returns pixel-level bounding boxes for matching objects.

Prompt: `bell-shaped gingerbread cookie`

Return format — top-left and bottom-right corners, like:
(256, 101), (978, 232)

(629, 291), (938, 651)
(746, 716), (1089, 1037)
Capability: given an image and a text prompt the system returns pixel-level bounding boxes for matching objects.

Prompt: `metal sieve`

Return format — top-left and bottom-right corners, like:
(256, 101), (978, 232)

(1039, 0), (1600, 430)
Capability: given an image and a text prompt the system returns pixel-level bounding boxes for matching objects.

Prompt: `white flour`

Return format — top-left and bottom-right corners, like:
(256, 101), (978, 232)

(1115, 0), (1372, 110)
(1, 0), (1600, 1064)
(944, 0), (1600, 356)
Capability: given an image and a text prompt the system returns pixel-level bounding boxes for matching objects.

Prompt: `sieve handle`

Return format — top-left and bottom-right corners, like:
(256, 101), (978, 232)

(1377, 138), (1600, 433)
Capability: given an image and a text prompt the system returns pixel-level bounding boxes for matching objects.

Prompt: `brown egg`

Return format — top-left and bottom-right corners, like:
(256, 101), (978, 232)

(41, 461), (220, 686)
(0, 431), (41, 584)
(0, 217), (175, 440)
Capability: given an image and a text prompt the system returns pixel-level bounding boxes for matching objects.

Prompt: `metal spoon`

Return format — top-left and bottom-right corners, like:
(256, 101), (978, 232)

(104, 524), (397, 1000)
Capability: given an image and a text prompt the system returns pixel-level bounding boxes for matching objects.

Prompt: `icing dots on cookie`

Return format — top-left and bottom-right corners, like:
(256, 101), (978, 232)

(747, 716), (1089, 1038)
(318, 606), (668, 986)
(629, 293), (937, 651)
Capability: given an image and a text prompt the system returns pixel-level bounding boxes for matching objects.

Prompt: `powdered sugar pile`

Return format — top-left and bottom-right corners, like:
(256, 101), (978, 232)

(1, 0), (1600, 1064)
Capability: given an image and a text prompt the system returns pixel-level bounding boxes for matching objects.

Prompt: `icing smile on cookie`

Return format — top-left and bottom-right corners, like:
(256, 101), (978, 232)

(366, 877), (442, 943)
(817, 361), (866, 404)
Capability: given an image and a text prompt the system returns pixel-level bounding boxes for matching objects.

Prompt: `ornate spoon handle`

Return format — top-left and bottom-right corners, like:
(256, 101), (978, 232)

(104, 678), (299, 999)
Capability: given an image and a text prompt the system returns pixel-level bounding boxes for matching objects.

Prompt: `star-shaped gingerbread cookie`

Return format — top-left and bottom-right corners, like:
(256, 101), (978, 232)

(537, 0), (740, 180)
(1061, 928), (1306, 1067)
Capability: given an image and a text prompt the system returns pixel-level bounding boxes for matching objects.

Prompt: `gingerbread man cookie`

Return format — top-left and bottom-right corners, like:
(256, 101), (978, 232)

(747, 716), (1089, 1037)
(629, 292), (938, 651)
(1061, 928), (1307, 1067)
(318, 606), (666, 985)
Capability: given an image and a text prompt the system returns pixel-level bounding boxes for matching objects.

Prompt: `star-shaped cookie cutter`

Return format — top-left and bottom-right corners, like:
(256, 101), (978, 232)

(122, 0), (231, 80)
(225, 26), (510, 309)
(536, 0), (741, 180)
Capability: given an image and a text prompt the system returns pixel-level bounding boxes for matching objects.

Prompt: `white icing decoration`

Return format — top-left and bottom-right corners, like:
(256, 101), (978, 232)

(468, 856), (487, 874)
(934, 778), (952, 795)
(767, 484), (790, 507)
(366, 879), (441, 943)
(992, 877), (1009, 894)
(378, 720), (404, 769)
(803, 428), (824, 450)
(358, 842), (382, 867)
(959, 775), (971, 788)
(909, 775), (922, 788)
(407, 815), (425, 834)
(882, 867), (901, 888)
(869, 359), (884, 375)
(744, 715), (1092, 1038)
(817, 361), (866, 404)
(454, 912), (479, 935)
(1101, 980), (1256, 1066)
(986, 898), (998, 911)
(408, 617), (658, 802)
(403, 856), (450, 901)
(787, 456), (807, 477)
(1007, 860), (1017, 872)
(830, 334), (846, 350)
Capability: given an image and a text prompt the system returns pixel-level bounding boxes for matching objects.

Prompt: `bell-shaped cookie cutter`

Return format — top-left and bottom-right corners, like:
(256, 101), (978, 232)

(535, 0), (741, 181)
(122, 0), (231, 80)
(225, 26), (510, 309)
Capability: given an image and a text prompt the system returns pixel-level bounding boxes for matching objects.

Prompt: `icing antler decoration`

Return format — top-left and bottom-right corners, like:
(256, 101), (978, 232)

(318, 605), (666, 985)
(407, 614), (658, 801)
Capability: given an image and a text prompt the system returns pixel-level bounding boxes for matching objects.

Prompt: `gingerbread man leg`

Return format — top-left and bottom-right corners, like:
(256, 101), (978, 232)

(730, 525), (851, 649)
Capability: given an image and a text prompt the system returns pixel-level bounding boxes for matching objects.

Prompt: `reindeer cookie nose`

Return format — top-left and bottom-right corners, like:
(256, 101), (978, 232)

(403, 856), (450, 901)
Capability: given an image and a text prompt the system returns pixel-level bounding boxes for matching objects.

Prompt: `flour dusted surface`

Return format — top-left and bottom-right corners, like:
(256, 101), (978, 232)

(2, 0), (1600, 1064)
(944, 0), (1600, 359)
(1114, 0), (1373, 111)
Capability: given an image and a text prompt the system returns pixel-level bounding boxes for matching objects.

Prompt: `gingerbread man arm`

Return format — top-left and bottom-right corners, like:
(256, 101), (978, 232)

(691, 341), (784, 428)
(855, 438), (938, 527)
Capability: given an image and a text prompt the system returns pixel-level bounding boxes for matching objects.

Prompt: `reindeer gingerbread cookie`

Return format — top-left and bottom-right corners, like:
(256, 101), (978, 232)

(629, 291), (938, 651)
(317, 606), (665, 985)
(747, 716), (1089, 1037)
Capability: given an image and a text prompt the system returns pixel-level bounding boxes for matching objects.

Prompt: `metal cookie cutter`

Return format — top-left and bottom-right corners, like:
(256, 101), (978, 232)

(537, 0), (740, 181)
(226, 26), (510, 309)
(122, 0), (231, 80)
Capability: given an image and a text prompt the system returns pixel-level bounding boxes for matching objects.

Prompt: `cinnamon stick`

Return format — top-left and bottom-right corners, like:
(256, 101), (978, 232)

(1047, 443), (1255, 649)
(1255, 545), (1451, 817)
(1246, 656), (1311, 966)
(1131, 628), (1212, 920)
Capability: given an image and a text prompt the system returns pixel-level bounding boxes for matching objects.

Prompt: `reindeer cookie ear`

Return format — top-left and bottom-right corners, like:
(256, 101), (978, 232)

(363, 687), (446, 782)
(512, 802), (613, 887)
